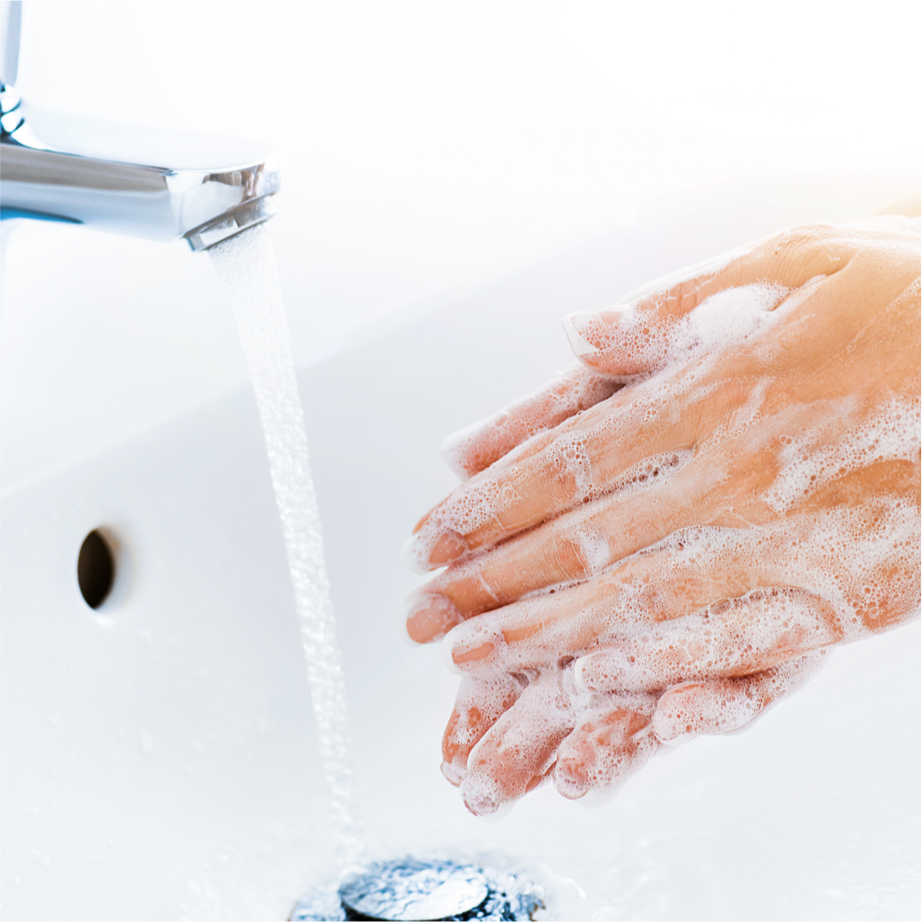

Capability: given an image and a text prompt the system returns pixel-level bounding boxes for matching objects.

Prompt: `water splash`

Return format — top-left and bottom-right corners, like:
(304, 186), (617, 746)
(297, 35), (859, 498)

(210, 224), (363, 870)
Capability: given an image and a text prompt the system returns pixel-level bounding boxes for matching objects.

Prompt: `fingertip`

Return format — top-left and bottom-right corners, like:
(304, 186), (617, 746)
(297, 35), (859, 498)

(412, 508), (433, 535)
(441, 759), (465, 787)
(562, 312), (601, 359)
(440, 425), (478, 481)
(444, 618), (498, 670)
(651, 682), (703, 744)
(573, 653), (608, 693)
(404, 590), (463, 644)
(428, 529), (469, 566)
(459, 774), (504, 817)
(524, 772), (545, 794)
(572, 655), (589, 692)
(404, 526), (470, 572)
(441, 632), (465, 676)
(401, 534), (432, 573)
(553, 758), (590, 801)
(398, 596), (425, 649)
(650, 711), (691, 746)
(478, 801), (515, 823)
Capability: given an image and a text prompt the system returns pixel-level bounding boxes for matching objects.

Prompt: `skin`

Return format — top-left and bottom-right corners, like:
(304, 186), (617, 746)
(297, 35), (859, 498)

(405, 211), (921, 816)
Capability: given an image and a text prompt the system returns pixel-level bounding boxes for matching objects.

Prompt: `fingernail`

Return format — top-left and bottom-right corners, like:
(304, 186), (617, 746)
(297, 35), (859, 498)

(562, 312), (601, 357)
(573, 652), (604, 692)
(525, 773), (545, 794)
(651, 683), (702, 744)
(441, 759), (466, 787)
(460, 775), (502, 817)
(428, 529), (469, 566)
(451, 640), (495, 666)
(574, 648), (631, 693)
(554, 760), (590, 800)
(406, 594), (462, 643)
(402, 528), (469, 574)
(629, 724), (655, 744)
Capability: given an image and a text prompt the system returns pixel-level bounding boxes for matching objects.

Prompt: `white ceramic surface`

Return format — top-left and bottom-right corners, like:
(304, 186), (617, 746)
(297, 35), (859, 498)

(1, 177), (919, 920)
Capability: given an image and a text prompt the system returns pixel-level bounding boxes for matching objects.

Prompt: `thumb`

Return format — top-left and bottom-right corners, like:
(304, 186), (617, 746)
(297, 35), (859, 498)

(563, 225), (844, 377)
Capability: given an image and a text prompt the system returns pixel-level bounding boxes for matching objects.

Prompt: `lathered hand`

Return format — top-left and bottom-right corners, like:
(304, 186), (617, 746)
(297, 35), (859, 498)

(407, 217), (921, 815)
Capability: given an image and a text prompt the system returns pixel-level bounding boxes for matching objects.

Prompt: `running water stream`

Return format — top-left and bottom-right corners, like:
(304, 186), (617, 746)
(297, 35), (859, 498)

(210, 225), (364, 873)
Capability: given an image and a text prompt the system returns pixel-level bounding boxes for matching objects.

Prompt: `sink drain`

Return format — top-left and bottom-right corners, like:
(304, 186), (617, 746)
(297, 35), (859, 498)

(77, 529), (116, 609)
(290, 858), (542, 921)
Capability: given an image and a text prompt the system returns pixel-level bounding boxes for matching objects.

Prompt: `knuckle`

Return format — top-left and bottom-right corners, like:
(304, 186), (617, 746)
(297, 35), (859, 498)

(539, 449), (581, 506)
(548, 533), (590, 581)
(770, 222), (848, 279)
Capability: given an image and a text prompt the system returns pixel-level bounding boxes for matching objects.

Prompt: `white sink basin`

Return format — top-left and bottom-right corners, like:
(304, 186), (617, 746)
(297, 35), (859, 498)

(2, 175), (918, 920)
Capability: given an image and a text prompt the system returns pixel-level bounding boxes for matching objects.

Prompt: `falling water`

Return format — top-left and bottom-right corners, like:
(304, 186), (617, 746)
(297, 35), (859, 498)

(210, 224), (363, 872)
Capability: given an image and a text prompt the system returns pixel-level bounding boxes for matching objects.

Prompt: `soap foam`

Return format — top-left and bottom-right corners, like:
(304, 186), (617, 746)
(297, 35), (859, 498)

(460, 668), (590, 815)
(554, 698), (659, 806)
(415, 281), (795, 571)
(410, 381), (699, 573)
(446, 484), (918, 799)
(442, 364), (620, 480)
(579, 492), (918, 691)
(651, 651), (827, 743)
(442, 674), (524, 786)
(586, 282), (790, 378)
(578, 586), (841, 693)
(764, 396), (921, 513)
(454, 658), (664, 812)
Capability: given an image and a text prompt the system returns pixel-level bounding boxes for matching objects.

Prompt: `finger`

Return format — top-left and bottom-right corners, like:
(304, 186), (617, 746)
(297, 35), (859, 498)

(408, 224), (888, 574)
(406, 584), (466, 644)
(441, 674), (523, 786)
(440, 519), (825, 673)
(459, 673), (576, 817)
(443, 553), (666, 674)
(411, 403), (922, 640)
(554, 697), (658, 802)
(441, 363), (622, 480)
(563, 225), (850, 376)
(406, 451), (694, 638)
(651, 651), (826, 744)
(405, 377), (704, 572)
(576, 587), (841, 693)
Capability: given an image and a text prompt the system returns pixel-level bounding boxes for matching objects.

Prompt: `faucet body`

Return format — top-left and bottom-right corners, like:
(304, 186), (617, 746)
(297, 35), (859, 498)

(0, 3), (279, 251)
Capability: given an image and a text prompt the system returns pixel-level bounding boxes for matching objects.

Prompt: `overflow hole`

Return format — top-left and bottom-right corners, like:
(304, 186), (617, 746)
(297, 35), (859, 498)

(77, 530), (116, 609)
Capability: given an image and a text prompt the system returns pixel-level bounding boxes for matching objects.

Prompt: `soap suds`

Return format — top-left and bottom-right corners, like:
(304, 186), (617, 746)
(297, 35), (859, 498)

(578, 282), (790, 377)
(442, 364), (620, 480)
(765, 396), (921, 513)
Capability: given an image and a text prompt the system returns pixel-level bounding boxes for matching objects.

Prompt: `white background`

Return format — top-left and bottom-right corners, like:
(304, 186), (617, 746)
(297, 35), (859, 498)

(15, 0), (921, 328)
(3, 1), (920, 486)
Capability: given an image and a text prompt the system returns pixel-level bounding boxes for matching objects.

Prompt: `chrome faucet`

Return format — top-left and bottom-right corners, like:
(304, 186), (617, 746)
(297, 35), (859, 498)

(0, 1), (279, 251)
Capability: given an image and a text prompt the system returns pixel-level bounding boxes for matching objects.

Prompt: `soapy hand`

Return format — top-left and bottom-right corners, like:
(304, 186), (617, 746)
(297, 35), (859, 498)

(405, 216), (921, 815)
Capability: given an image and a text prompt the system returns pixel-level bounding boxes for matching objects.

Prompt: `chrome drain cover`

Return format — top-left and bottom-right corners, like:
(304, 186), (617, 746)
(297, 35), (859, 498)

(341, 859), (489, 920)
(290, 858), (542, 921)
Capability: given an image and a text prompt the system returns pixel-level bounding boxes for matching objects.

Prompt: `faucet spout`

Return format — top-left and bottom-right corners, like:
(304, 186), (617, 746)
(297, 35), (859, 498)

(0, 3), (279, 252)
(0, 85), (280, 251)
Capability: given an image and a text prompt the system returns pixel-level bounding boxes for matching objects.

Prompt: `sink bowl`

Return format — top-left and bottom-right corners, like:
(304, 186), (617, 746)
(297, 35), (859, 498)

(1, 175), (918, 920)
